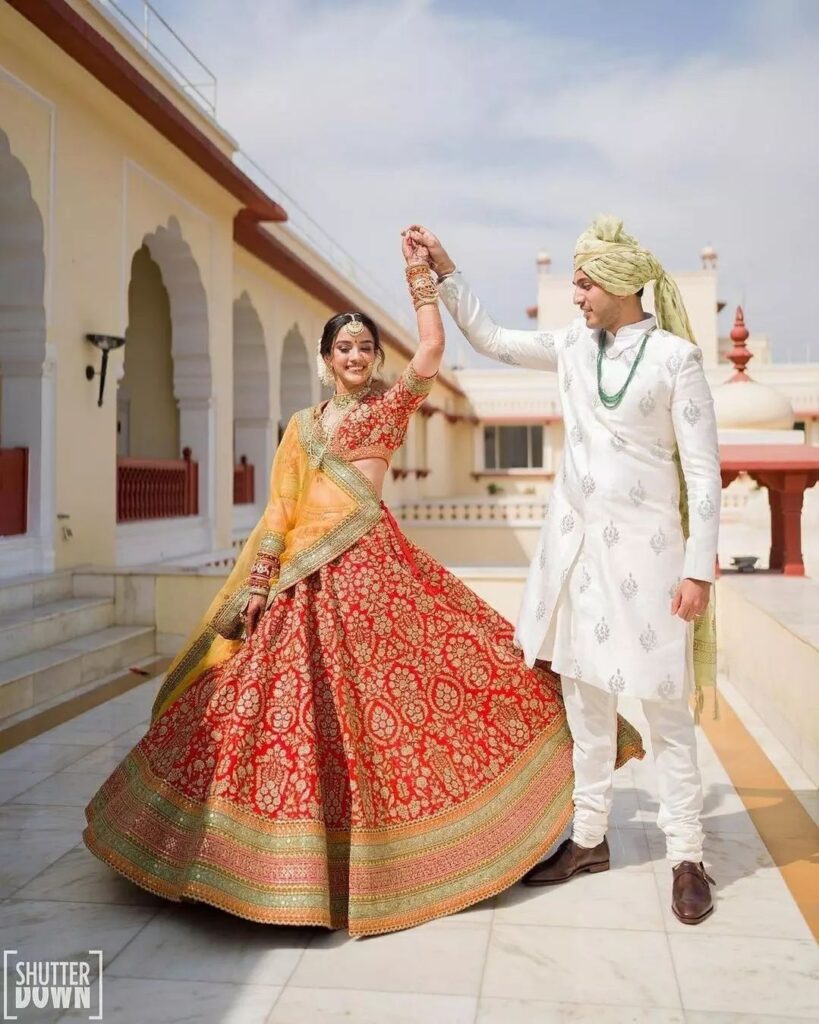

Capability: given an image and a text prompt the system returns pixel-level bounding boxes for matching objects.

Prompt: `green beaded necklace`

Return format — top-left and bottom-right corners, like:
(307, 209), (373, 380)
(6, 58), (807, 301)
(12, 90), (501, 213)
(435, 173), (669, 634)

(596, 325), (656, 410)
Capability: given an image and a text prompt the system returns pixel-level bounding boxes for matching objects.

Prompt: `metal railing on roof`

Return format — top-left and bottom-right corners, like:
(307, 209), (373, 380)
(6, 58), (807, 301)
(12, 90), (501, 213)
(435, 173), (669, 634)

(99, 0), (217, 115)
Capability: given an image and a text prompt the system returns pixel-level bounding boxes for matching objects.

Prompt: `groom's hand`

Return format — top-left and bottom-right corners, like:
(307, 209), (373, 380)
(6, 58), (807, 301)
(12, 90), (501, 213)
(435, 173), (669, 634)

(671, 579), (710, 622)
(402, 225), (456, 277)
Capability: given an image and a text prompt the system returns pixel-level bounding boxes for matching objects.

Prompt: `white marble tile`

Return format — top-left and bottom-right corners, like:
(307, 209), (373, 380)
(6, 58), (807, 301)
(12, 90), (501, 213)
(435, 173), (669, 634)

(0, 828), (81, 897)
(0, 769), (52, 803)
(0, 742), (96, 773)
(0, 899), (157, 968)
(649, 832), (812, 940)
(684, 1013), (815, 1023)
(419, 896), (495, 927)
(15, 843), (164, 906)
(610, 786), (645, 827)
(61, 743), (134, 775)
(670, 934), (819, 1017)
(268, 987), (478, 1024)
(495, 869), (664, 931)
(608, 826), (658, 873)
(108, 721), (150, 747)
(483, 925), (681, 1008)
(0, 800), (83, 834)
(11, 771), (103, 808)
(290, 922), (490, 996)
(107, 904), (311, 985)
(56, 976), (280, 1024)
(478, 999), (685, 1023)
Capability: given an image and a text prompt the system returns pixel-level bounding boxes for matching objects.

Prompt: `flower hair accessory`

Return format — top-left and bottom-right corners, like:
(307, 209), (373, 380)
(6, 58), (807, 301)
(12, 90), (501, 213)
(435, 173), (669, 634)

(316, 336), (335, 387)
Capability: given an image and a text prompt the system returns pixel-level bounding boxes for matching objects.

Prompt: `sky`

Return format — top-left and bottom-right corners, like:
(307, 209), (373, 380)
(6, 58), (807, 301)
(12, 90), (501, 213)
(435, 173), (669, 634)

(155, 0), (818, 364)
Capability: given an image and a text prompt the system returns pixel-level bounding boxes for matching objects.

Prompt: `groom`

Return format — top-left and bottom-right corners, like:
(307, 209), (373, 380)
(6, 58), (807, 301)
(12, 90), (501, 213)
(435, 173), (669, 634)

(406, 217), (721, 924)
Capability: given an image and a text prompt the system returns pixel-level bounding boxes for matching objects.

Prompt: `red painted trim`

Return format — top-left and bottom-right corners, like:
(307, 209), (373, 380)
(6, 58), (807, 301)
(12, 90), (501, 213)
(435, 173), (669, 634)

(7, 0), (286, 222)
(720, 444), (819, 471)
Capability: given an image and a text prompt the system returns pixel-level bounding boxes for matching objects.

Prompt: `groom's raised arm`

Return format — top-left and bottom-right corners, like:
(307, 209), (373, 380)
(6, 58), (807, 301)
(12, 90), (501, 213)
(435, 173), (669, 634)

(438, 271), (560, 372)
(404, 225), (561, 372)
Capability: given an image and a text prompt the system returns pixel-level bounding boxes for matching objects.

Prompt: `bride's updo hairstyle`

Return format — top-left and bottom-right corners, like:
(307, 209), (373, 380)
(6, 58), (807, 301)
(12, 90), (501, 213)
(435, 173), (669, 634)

(319, 312), (386, 374)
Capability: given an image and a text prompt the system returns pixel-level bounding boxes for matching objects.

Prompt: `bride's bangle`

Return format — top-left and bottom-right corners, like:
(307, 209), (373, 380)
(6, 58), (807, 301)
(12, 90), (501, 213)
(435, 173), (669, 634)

(406, 262), (438, 309)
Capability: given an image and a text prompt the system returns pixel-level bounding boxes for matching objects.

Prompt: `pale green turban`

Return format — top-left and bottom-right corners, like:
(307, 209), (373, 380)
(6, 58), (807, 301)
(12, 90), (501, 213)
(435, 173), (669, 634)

(576, 214), (717, 716)
(574, 214), (696, 345)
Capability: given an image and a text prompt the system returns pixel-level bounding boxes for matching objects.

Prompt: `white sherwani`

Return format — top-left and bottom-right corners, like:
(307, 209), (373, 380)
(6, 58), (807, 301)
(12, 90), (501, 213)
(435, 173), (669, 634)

(439, 272), (721, 703)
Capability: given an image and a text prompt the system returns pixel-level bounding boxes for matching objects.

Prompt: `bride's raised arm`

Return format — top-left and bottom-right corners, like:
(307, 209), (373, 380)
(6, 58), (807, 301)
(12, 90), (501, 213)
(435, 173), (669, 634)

(402, 232), (445, 380)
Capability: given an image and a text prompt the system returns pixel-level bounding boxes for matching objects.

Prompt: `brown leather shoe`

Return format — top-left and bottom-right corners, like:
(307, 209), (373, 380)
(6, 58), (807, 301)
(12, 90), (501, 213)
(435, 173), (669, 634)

(671, 861), (715, 925)
(521, 837), (610, 887)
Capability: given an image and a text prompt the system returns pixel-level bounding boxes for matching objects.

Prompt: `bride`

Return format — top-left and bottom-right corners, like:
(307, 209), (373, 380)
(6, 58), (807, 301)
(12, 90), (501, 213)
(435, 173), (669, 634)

(83, 234), (643, 936)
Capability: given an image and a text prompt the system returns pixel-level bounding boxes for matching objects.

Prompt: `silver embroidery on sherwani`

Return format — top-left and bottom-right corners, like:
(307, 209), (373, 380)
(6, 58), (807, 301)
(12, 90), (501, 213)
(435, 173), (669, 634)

(658, 675), (675, 699)
(538, 546), (546, 569)
(620, 573), (639, 600)
(572, 660), (584, 680)
(497, 349), (520, 366)
(535, 600), (546, 621)
(581, 474), (596, 497)
(603, 521), (620, 547)
(629, 480), (647, 506)
(698, 494), (716, 520)
(639, 392), (656, 416)
(666, 352), (683, 374)
(563, 370), (574, 393)
(639, 624), (659, 652)
(594, 617), (611, 643)
(650, 527), (669, 554)
(565, 326), (579, 347)
(535, 332), (556, 352)
(610, 431), (626, 452)
(570, 423), (584, 445)
(560, 511), (576, 535)
(608, 669), (626, 694)
(579, 565), (592, 593)
(683, 397), (702, 426)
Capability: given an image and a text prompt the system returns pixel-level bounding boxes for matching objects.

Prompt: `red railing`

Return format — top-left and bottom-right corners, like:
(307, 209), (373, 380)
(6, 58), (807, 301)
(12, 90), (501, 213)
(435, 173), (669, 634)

(0, 447), (28, 536)
(233, 455), (255, 505)
(117, 448), (199, 522)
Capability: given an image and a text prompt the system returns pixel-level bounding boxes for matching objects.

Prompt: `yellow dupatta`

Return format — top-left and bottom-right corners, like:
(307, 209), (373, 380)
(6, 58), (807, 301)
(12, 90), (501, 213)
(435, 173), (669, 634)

(151, 409), (382, 721)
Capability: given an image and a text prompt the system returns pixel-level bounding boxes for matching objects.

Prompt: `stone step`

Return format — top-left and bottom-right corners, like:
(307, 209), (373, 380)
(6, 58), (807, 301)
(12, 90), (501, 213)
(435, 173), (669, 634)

(0, 570), (75, 615)
(0, 596), (114, 662)
(0, 624), (156, 723)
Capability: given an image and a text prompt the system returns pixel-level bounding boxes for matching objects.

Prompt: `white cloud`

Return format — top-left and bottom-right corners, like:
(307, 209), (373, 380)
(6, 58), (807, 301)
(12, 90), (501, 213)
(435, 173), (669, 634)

(182, 0), (818, 362)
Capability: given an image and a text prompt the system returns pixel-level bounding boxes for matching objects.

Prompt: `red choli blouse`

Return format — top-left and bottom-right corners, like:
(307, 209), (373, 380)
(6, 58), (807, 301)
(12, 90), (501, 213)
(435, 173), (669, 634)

(328, 363), (437, 464)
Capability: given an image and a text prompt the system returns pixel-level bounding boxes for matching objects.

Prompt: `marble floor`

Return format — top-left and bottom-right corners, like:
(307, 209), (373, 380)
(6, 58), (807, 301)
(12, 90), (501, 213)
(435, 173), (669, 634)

(1, 678), (816, 1024)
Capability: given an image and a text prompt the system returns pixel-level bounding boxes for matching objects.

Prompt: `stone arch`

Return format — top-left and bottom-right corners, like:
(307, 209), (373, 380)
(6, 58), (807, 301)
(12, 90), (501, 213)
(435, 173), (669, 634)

(233, 291), (271, 509)
(0, 129), (54, 574)
(121, 216), (214, 522)
(279, 324), (313, 436)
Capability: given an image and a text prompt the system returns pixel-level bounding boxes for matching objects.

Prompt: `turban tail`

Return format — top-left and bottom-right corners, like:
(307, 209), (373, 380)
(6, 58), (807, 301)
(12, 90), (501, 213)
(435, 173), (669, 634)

(575, 215), (717, 717)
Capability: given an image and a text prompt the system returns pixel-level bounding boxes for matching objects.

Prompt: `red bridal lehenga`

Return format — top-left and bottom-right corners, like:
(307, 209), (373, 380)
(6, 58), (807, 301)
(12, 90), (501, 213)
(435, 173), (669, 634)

(84, 363), (643, 936)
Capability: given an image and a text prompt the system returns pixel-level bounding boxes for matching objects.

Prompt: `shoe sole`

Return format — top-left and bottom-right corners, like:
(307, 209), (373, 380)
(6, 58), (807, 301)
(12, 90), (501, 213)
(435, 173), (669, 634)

(672, 903), (714, 925)
(522, 861), (610, 887)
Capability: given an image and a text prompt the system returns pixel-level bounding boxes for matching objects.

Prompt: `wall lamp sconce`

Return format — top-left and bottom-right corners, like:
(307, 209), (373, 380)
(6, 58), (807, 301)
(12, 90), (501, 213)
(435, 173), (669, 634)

(85, 333), (125, 407)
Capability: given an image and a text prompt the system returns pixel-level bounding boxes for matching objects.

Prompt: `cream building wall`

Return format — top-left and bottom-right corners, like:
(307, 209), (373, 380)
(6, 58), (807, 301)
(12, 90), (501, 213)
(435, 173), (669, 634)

(0, 0), (469, 578)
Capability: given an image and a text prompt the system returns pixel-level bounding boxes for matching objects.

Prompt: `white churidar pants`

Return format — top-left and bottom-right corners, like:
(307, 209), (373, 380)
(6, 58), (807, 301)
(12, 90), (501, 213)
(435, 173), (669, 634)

(560, 674), (705, 865)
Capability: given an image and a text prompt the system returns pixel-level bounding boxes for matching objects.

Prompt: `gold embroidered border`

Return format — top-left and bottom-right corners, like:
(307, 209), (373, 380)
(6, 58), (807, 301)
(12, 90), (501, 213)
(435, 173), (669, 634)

(403, 363), (438, 396)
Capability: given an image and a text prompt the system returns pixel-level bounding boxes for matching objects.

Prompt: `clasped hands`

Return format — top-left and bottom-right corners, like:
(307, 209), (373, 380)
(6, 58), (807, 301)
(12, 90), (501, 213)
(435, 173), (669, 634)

(400, 224), (456, 276)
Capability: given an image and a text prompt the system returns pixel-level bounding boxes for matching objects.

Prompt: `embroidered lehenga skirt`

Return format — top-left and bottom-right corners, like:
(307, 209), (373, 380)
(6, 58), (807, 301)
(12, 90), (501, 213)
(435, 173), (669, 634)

(83, 516), (643, 936)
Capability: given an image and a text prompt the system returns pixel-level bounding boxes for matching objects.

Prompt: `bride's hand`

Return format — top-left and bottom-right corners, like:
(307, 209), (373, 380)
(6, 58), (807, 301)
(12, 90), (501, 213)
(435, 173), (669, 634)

(242, 594), (267, 637)
(402, 225), (455, 277)
(401, 231), (429, 265)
